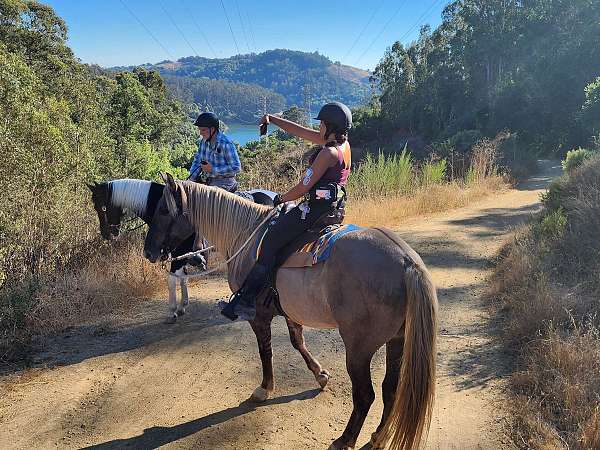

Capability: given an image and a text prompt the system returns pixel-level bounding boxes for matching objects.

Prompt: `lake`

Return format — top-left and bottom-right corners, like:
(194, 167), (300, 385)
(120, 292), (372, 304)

(226, 123), (264, 146)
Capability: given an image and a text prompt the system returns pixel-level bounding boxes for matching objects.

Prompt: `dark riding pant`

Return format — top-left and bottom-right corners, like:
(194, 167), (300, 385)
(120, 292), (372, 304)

(257, 200), (333, 269)
(221, 200), (334, 321)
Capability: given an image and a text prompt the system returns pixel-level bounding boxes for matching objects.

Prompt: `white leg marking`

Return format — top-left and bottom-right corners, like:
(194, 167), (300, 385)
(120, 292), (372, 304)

(166, 274), (178, 323)
(176, 268), (189, 315)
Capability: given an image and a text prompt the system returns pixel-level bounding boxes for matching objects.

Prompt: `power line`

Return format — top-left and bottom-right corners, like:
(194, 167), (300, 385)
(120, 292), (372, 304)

(118, 0), (174, 60)
(355, 0), (409, 66)
(234, 0), (252, 53)
(245, 11), (258, 51)
(397, 0), (448, 45)
(179, 0), (218, 58)
(158, 0), (201, 58)
(219, 0), (241, 55)
(342, 0), (386, 62)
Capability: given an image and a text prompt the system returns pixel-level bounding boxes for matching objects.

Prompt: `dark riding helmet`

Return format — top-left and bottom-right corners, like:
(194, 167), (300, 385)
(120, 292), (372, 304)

(314, 102), (352, 132)
(194, 112), (220, 130)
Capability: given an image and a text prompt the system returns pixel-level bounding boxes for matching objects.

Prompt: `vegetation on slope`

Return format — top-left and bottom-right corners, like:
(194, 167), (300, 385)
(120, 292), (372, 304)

(489, 154), (600, 449)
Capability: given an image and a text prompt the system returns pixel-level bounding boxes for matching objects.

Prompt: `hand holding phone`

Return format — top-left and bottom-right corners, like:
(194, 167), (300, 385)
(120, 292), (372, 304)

(200, 160), (212, 173)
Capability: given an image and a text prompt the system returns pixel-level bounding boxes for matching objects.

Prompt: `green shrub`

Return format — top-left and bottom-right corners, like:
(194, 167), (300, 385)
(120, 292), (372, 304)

(562, 148), (594, 174)
(421, 159), (447, 186)
(465, 167), (476, 185)
(348, 147), (414, 198)
(534, 208), (567, 243)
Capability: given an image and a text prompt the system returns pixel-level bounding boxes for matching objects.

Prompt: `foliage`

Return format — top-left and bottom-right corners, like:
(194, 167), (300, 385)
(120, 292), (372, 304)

(0, 0), (194, 354)
(134, 49), (371, 109)
(348, 149), (414, 198)
(369, 0), (600, 155)
(562, 147), (595, 174)
(164, 75), (285, 123)
(421, 159), (447, 186)
(489, 156), (600, 449)
(581, 76), (600, 138)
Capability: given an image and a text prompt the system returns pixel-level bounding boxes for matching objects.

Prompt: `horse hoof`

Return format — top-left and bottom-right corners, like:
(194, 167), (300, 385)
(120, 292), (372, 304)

(249, 386), (269, 403)
(164, 315), (177, 324)
(176, 309), (186, 317)
(328, 439), (354, 450)
(317, 370), (330, 389)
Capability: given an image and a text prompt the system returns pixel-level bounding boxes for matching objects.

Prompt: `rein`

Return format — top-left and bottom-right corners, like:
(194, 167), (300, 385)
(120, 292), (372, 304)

(118, 216), (146, 233)
(164, 207), (279, 280)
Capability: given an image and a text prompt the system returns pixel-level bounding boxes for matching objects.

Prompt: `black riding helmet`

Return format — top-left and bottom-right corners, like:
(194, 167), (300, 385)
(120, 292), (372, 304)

(194, 112), (220, 141)
(314, 102), (352, 132)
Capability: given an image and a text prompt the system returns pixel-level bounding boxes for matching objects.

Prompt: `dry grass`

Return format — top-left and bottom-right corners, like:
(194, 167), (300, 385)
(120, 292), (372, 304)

(488, 157), (600, 449)
(26, 236), (162, 335)
(346, 176), (507, 227)
(1, 235), (163, 361)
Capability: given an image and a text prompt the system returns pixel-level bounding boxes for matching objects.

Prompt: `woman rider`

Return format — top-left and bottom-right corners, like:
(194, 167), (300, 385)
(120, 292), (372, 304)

(221, 101), (352, 321)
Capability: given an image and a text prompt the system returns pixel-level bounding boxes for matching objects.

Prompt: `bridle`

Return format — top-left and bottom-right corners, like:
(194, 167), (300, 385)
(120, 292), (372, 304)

(98, 202), (145, 236)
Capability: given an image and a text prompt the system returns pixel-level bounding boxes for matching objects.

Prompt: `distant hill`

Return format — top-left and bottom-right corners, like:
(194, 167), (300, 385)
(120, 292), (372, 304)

(114, 50), (371, 121)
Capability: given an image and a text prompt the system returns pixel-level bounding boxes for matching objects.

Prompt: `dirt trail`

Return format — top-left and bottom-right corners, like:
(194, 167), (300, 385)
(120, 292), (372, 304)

(0, 161), (562, 450)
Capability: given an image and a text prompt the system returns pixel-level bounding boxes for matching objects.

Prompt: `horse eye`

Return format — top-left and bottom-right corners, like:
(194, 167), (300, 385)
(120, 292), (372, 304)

(101, 206), (107, 212)
(159, 206), (169, 215)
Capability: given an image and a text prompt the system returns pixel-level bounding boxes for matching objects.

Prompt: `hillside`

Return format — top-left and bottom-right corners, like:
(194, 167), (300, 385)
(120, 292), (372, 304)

(115, 49), (371, 117)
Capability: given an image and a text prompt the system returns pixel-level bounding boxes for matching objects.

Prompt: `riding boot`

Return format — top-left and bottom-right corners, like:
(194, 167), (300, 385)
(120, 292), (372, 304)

(220, 263), (270, 321)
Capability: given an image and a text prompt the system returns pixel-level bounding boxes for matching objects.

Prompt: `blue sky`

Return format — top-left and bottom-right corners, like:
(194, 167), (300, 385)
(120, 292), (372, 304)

(43, 0), (448, 71)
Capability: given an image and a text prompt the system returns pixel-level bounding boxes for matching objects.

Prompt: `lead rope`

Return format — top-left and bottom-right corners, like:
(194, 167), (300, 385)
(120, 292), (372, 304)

(164, 207), (279, 280)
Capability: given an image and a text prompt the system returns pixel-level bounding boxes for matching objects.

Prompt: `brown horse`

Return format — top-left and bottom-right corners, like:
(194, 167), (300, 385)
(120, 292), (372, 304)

(144, 174), (438, 450)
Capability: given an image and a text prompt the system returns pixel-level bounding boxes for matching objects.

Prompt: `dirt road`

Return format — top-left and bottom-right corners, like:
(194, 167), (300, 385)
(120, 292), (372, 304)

(0, 161), (561, 450)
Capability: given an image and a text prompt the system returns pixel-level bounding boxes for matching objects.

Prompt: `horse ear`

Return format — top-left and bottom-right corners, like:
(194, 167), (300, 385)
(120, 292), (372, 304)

(160, 172), (177, 190)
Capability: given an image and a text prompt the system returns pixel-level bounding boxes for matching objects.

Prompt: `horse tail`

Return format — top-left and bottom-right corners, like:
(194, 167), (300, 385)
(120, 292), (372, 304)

(375, 263), (438, 450)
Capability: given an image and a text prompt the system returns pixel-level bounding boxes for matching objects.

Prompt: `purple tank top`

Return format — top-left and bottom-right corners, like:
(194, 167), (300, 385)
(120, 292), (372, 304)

(310, 142), (351, 186)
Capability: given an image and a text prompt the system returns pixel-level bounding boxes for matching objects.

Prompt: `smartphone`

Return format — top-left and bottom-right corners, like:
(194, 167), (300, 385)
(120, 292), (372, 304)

(259, 123), (268, 136)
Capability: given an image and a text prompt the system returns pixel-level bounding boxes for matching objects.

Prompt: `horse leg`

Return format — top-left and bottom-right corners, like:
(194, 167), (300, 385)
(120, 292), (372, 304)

(165, 273), (178, 324)
(285, 318), (330, 389)
(176, 268), (189, 316)
(248, 309), (275, 403)
(329, 335), (379, 450)
(370, 334), (404, 448)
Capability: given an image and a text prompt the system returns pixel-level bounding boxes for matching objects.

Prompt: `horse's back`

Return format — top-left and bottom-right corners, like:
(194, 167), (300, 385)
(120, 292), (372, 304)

(277, 227), (422, 331)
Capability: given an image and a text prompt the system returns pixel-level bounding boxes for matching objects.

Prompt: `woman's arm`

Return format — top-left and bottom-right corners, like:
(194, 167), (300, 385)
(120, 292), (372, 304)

(261, 114), (326, 145)
(279, 147), (338, 202)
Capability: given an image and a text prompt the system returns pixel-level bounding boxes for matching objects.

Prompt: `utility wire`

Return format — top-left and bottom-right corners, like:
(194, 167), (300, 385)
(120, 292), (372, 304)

(397, 0), (447, 45)
(355, 0), (409, 66)
(234, 0), (252, 53)
(245, 10), (258, 51)
(118, 0), (175, 60)
(158, 0), (201, 58)
(342, 0), (385, 62)
(179, 0), (218, 58)
(219, 0), (241, 55)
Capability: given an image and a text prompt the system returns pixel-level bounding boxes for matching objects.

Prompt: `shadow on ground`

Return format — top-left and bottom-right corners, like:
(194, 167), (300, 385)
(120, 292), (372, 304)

(0, 299), (230, 376)
(82, 389), (321, 450)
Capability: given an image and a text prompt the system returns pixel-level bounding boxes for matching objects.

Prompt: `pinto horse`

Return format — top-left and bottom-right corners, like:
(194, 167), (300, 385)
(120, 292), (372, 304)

(144, 174), (438, 450)
(88, 179), (275, 323)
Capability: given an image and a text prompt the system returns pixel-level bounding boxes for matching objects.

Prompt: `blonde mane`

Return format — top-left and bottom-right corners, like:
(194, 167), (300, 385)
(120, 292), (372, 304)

(178, 182), (271, 257)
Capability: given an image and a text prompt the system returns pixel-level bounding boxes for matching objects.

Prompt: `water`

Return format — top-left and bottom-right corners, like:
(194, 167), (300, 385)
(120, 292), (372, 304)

(225, 123), (264, 147)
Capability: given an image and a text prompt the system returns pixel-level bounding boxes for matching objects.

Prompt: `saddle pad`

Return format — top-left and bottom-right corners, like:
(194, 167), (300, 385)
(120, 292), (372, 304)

(280, 224), (363, 268)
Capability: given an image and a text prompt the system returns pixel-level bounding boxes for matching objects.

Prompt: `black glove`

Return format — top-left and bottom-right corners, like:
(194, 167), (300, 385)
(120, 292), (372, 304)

(273, 194), (283, 207)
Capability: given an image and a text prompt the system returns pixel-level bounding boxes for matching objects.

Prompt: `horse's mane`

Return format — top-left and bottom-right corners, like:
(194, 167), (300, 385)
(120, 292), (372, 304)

(109, 179), (152, 217)
(173, 182), (271, 254)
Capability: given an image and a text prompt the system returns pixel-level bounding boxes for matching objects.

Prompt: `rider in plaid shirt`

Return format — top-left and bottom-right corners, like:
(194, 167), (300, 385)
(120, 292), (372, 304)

(190, 112), (241, 192)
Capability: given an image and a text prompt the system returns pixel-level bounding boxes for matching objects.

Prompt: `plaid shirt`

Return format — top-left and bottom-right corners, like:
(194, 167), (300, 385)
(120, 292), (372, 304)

(189, 132), (241, 180)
